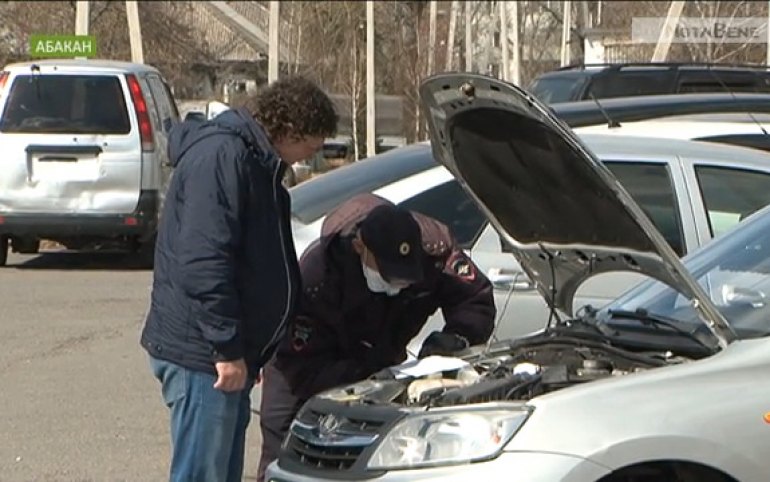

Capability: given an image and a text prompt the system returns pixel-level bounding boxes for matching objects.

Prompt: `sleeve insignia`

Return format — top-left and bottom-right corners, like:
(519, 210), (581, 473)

(448, 252), (476, 282)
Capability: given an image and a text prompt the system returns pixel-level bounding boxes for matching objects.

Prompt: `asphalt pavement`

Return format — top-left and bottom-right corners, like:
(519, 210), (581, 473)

(0, 251), (263, 482)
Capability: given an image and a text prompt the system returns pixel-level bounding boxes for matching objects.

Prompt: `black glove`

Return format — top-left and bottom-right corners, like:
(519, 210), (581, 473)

(418, 331), (470, 358)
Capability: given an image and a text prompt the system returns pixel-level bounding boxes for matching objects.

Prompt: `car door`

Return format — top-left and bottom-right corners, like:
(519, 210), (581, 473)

(469, 155), (696, 343)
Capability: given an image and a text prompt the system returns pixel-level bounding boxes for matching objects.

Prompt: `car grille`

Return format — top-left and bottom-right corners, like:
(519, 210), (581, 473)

(286, 408), (387, 471)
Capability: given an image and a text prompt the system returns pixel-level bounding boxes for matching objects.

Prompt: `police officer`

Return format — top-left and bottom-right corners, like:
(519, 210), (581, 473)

(256, 193), (496, 481)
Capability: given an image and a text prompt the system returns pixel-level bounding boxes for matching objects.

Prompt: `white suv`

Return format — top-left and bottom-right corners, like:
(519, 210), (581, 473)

(0, 59), (180, 266)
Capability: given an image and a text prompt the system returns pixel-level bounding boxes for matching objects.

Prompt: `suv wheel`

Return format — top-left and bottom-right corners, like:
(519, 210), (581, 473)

(0, 237), (8, 266)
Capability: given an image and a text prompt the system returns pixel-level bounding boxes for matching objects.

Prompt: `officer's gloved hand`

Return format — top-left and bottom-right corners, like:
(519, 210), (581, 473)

(418, 331), (470, 359)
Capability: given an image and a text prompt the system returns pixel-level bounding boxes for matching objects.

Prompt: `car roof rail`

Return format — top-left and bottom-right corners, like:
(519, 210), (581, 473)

(552, 92), (770, 128)
(555, 62), (770, 73)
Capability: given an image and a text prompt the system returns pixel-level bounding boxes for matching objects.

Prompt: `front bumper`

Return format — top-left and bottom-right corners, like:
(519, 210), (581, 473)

(267, 451), (610, 482)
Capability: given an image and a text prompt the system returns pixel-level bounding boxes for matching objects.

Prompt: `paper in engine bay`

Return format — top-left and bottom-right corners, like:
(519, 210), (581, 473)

(389, 355), (470, 379)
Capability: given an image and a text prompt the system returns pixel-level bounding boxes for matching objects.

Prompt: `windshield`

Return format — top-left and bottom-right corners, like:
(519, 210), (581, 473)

(290, 143), (435, 224)
(528, 76), (587, 103)
(603, 205), (770, 339)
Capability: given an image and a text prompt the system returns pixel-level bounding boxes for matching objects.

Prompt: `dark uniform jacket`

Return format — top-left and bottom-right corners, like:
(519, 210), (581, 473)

(272, 194), (496, 400)
(141, 108), (301, 377)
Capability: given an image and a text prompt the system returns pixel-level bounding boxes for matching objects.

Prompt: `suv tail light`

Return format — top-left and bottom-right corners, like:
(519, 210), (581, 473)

(0, 71), (9, 92)
(126, 74), (155, 152)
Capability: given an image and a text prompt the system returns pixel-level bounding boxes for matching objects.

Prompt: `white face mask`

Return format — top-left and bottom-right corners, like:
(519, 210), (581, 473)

(362, 263), (402, 296)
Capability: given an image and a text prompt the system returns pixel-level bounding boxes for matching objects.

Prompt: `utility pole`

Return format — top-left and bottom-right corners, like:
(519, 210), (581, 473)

(366, 1), (376, 158)
(465, 1), (473, 71)
(125, 1), (144, 64)
(268, 1), (280, 84)
(651, 1), (685, 62)
(582, 1), (591, 31)
(511, 1), (520, 85)
(560, 1), (572, 67)
(75, 1), (89, 35)
(428, 1), (437, 75)
(500, 1), (509, 82)
(766, 0), (770, 66)
(75, 1), (89, 61)
(446, 0), (459, 71)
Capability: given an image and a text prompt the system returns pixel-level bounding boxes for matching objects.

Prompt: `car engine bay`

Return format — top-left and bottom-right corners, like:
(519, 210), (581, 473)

(319, 331), (693, 409)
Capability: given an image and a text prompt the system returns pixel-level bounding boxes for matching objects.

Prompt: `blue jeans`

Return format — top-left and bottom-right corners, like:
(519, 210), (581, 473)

(150, 356), (253, 482)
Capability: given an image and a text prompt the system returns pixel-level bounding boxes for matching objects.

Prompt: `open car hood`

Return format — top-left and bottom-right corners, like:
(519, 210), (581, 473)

(419, 73), (736, 348)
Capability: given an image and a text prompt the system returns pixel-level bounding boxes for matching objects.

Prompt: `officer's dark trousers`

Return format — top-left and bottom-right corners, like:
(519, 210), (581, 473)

(256, 361), (306, 482)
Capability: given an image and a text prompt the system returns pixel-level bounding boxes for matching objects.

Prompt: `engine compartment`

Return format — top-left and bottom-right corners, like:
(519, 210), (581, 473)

(318, 334), (692, 408)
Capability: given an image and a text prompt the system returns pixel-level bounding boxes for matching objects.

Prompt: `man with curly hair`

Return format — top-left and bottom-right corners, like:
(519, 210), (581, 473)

(141, 76), (338, 482)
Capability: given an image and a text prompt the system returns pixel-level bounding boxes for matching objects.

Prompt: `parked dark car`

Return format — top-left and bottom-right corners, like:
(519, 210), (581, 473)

(548, 92), (770, 154)
(529, 63), (770, 104)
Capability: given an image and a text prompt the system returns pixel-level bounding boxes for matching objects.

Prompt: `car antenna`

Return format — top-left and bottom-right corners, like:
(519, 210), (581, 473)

(707, 64), (769, 136)
(589, 92), (621, 129)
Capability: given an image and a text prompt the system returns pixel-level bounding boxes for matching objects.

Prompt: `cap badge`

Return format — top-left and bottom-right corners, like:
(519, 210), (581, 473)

(399, 242), (411, 256)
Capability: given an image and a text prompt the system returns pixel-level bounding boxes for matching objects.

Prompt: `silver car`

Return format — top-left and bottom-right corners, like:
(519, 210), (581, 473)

(289, 129), (770, 354)
(267, 73), (770, 481)
(0, 60), (180, 265)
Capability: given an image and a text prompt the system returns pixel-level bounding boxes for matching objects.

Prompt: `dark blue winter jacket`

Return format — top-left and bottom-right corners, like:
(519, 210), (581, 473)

(141, 107), (301, 376)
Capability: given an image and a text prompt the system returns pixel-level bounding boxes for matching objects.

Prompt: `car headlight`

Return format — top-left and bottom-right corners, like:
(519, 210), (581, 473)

(367, 405), (531, 470)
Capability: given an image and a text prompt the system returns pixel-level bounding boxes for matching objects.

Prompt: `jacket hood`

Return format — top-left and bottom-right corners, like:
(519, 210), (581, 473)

(168, 107), (280, 170)
(418, 73), (736, 349)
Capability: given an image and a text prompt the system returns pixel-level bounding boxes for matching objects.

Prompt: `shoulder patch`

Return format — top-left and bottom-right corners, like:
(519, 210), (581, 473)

(447, 251), (476, 282)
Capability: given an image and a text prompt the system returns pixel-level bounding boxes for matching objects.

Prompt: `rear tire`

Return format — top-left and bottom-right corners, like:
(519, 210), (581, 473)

(0, 237), (8, 266)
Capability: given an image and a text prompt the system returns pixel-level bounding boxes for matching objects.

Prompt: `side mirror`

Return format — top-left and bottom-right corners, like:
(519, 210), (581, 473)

(721, 284), (765, 308)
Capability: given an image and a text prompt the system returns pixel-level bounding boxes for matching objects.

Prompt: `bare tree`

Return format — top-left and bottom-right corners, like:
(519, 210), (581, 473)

(0, 1), (212, 96)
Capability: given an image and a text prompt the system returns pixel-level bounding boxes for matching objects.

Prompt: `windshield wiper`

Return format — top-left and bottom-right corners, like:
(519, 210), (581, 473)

(605, 308), (719, 354)
(561, 304), (620, 338)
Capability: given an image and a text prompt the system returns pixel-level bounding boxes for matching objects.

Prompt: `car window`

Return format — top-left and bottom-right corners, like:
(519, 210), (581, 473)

(528, 76), (587, 103)
(678, 81), (759, 93)
(161, 79), (180, 119)
(398, 180), (486, 248)
(290, 145), (436, 225)
(0, 74), (130, 134)
(676, 70), (770, 94)
(585, 71), (673, 99)
(146, 74), (177, 133)
(604, 161), (685, 256)
(695, 165), (770, 237)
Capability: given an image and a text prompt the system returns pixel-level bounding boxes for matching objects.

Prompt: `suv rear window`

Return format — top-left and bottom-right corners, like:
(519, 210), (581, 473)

(0, 74), (130, 134)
